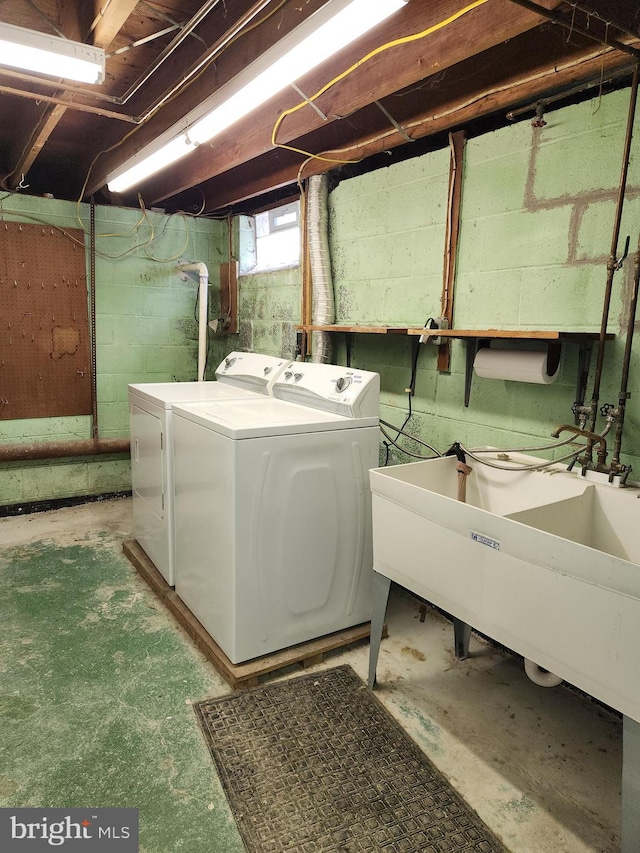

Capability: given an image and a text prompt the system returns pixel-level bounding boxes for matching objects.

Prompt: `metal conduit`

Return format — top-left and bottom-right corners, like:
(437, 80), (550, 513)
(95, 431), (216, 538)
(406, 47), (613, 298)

(0, 0), (274, 127)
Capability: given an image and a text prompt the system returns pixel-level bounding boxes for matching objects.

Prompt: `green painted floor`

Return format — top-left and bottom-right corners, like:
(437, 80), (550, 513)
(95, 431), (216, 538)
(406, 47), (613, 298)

(0, 498), (623, 853)
(0, 517), (244, 853)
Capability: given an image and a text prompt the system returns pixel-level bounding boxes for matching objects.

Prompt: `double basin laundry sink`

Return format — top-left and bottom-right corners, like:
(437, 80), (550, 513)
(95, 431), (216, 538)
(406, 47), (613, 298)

(368, 452), (640, 722)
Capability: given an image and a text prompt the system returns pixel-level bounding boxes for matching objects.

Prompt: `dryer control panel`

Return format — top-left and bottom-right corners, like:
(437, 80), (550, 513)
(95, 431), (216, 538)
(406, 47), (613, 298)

(273, 361), (380, 419)
(215, 351), (291, 395)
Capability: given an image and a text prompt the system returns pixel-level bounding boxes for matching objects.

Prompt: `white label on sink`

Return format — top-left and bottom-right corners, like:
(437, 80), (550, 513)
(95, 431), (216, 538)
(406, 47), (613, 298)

(471, 531), (500, 550)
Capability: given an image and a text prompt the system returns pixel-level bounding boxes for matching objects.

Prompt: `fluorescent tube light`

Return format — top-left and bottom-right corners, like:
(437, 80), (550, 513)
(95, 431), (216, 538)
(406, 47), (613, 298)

(107, 0), (406, 193)
(0, 21), (105, 84)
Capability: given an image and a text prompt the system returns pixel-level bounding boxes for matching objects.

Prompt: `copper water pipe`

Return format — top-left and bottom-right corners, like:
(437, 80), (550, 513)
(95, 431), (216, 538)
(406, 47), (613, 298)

(610, 233), (640, 472)
(586, 64), (639, 451)
(508, 0), (640, 60)
(550, 424), (608, 467)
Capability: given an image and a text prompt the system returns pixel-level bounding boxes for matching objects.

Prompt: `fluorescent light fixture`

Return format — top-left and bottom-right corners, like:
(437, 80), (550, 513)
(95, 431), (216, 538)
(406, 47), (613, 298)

(0, 21), (105, 84)
(107, 0), (406, 193)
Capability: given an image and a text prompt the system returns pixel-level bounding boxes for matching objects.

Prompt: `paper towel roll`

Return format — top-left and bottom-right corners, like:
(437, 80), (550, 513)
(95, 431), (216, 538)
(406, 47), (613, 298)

(473, 348), (559, 384)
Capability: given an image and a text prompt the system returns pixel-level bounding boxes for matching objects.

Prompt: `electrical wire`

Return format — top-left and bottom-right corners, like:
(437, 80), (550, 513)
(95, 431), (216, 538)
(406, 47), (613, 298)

(293, 38), (627, 184)
(380, 423), (442, 460)
(272, 0), (491, 163)
(382, 339), (423, 464)
(380, 418), (443, 457)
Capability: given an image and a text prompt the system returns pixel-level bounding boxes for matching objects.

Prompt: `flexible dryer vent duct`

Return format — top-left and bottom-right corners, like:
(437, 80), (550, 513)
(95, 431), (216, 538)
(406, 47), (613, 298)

(307, 174), (335, 363)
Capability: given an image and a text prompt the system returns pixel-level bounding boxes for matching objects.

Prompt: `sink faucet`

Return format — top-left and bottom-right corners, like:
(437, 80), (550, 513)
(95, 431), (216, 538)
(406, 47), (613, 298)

(551, 424), (608, 471)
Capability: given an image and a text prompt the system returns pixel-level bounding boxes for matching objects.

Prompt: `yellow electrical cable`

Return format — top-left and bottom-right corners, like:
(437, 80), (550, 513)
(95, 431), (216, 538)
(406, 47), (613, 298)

(272, 0), (491, 162)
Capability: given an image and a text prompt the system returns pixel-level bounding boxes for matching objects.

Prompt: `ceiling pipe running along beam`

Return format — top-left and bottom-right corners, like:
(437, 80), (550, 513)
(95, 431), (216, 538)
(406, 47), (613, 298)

(0, 438), (130, 462)
(508, 0), (640, 60)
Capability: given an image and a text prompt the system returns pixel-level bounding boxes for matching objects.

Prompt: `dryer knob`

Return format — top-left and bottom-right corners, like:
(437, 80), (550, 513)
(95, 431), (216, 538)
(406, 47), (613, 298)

(225, 357), (236, 368)
(335, 376), (351, 392)
(293, 373), (303, 382)
(284, 371), (293, 380)
(263, 366), (272, 375)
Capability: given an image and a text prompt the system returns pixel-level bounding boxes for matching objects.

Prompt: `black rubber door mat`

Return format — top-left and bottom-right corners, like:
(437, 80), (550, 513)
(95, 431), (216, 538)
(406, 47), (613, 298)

(194, 665), (507, 852)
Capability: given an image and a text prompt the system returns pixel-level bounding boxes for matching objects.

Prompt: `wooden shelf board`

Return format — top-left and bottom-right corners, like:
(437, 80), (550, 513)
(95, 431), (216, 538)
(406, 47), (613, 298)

(298, 325), (614, 340)
(299, 325), (409, 335)
(406, 329), (615, 340)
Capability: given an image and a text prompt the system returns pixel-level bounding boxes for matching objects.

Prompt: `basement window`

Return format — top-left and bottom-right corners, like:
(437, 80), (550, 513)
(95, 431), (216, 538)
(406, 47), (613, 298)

(239, 201), (301, 274)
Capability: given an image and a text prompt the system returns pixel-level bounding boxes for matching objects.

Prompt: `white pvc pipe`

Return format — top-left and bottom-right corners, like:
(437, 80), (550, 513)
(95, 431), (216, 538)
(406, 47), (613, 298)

(524, 658), (563, 688)
(179, 261), (209, 381)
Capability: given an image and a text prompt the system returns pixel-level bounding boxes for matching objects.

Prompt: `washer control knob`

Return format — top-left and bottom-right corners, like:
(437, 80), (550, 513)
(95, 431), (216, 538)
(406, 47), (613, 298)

(263, 366), (272, 375)
(224, 357), (236, 369)
(294, 372), (303, 382)
(335, 376), (351, 392)
(284, 371), (293, 380)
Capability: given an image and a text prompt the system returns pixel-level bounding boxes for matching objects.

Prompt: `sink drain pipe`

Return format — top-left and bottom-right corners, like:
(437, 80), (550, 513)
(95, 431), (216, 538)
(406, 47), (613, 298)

(524, 658), (562, 688)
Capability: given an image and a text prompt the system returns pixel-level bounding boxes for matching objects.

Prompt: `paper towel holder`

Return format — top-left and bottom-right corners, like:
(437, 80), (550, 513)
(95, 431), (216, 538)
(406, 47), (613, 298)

(468, 339), (561, 403)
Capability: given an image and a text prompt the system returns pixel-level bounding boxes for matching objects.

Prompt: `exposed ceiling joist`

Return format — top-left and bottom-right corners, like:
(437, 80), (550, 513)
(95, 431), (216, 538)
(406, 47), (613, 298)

(90, 0), (141, 48)
(173, 37), (637, 213)
(113, 0), (564, 204)
(0, 0), (638, 212)
(3, 0), (139, 189)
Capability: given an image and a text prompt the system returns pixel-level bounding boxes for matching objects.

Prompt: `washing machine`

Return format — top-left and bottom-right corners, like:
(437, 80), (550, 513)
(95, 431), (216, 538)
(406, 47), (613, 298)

(128, 351), (290, 585)
(172, 362), (380, 663)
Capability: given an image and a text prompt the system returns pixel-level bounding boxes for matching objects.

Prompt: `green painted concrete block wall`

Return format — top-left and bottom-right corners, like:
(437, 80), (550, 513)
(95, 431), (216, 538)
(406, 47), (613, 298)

(3, 85), (640, 507)
(328, 87), (640, 470)
(0, 195), (226, 506)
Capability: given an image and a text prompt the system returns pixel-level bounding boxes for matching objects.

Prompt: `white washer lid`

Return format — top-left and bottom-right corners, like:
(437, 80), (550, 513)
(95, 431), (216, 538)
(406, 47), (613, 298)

(128, 381), (257, 409)
(172, 397), (379, 438)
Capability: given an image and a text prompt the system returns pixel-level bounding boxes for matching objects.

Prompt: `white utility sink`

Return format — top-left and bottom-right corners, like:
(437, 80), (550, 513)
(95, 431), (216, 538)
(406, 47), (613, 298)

(367, 452), (640, 850)
(369, 452), (640, 719)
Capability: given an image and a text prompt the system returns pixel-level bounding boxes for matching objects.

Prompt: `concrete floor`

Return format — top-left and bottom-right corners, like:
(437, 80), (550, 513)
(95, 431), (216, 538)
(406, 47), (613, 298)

(0, 498), (621, 852)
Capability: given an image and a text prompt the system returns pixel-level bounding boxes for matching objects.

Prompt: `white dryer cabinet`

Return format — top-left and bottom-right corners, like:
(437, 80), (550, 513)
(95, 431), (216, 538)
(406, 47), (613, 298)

(128, 352), (290, 585)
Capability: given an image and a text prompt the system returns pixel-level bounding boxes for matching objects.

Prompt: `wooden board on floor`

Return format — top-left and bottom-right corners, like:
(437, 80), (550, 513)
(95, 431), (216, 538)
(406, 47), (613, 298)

(123, 540), (382, 690)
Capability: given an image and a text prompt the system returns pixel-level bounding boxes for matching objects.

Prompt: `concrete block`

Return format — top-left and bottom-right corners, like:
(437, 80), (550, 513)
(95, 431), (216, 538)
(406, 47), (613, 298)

(461, 150), (529, 218)
(97, 401), (129, 434)
(477, 207), (573, 270)
(22, 461), (89, 501)
(519, 265), (606, 328)
(98, 344), (146, 374)
(0, 467), (23, 504)
(87, 457), (131, 493)
(454, 269), (523, 329)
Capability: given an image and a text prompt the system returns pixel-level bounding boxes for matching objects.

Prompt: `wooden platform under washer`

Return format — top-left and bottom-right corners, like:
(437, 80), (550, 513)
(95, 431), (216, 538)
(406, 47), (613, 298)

(123, 540), (381, 690)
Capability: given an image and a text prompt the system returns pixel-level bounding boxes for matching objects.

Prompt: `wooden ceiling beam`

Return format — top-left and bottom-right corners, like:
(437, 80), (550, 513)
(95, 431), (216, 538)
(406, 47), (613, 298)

(95, 0), (563, 200)
(89, 0), (141, 48)
(176, 40), (636, 214)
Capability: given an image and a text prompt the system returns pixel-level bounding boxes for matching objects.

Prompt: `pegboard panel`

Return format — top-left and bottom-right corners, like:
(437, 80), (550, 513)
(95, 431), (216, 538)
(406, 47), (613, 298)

(0, 221), (92, 421)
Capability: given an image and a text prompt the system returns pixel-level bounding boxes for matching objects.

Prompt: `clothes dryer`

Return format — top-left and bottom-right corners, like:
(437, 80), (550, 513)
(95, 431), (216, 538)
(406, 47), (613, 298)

(128, 351), (289, 585)
(172, 362), (380, 663)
